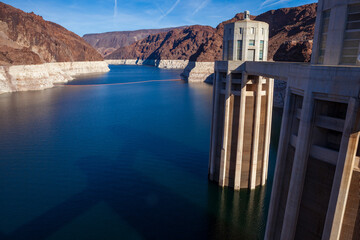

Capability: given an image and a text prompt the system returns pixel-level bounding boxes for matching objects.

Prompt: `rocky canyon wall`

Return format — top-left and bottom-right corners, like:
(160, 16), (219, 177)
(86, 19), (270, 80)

(83, 27), (188, 57)
(0, 2), (112, 94)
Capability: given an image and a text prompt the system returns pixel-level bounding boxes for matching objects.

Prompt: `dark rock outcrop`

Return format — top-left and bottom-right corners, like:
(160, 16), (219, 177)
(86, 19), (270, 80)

(106, 3), (317, 63)
(274, 40), (313, 62)
(256, 3), (316, 61)
(0, 2), (103, 66)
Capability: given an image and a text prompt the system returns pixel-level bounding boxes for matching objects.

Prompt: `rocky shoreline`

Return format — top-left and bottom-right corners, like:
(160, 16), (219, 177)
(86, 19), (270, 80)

(105, 59), (189, 69)
(105, 59), (215, 83)
(0, 61), (110, 94)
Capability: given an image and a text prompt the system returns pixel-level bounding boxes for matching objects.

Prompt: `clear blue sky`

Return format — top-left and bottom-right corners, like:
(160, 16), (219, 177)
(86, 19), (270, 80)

(4, 0), (317, 36)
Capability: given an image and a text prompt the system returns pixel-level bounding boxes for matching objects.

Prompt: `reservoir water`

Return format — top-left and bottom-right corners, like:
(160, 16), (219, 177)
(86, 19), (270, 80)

(0, 65), (281, 240)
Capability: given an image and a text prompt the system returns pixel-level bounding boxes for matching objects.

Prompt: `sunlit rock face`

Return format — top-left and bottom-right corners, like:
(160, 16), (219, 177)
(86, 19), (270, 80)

(0, 2), (104, 66)
(83, 27), (188, 57)
(106, 25), (219, 62)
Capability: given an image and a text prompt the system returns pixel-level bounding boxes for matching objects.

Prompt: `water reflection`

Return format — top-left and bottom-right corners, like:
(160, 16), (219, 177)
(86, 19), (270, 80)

(207, 185), (268, 239)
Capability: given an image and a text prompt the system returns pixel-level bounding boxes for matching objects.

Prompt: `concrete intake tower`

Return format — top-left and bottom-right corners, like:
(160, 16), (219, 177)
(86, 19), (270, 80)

(208, 11), (272, 190)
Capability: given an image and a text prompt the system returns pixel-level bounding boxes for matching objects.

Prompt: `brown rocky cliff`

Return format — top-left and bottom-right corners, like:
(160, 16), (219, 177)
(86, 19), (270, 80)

(106, 3), (317, 62)
(0, 2), (103, 66)
(106, 25), (217, 61)
(256, 3), (317, 61)
(83, 26), (187, 57)
(274, 40), (313, 62)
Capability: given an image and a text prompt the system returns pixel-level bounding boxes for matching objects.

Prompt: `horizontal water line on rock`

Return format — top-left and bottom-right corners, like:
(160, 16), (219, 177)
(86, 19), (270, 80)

(61, 79), (182, 87)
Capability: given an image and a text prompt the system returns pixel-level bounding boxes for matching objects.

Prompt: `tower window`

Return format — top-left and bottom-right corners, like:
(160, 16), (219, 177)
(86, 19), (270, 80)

(237, 40), (243, 60)
(341, 3), (360, 65)
(249, 40), (255, 46)
(250, 27), (255, 34)
(259, 40), (264, 60)
(262, 28), (265, 35)
(240, 28), (243, 34)
(223, 41), (227, 60)
(318, 10), (331, 64)
(228, 40), (233, 60)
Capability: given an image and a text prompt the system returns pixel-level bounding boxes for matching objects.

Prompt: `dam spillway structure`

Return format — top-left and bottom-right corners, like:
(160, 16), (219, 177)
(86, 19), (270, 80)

(265, 0), (360, 239)
(208, 11), (272, 190)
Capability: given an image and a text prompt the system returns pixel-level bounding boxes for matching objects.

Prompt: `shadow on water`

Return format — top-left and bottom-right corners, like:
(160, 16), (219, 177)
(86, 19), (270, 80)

(1, 126), (207, 240)
(0, 111), (282, 240)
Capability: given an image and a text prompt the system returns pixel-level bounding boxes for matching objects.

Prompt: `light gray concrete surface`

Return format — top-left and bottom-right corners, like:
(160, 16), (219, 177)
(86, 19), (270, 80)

(211, 2), (360, 239)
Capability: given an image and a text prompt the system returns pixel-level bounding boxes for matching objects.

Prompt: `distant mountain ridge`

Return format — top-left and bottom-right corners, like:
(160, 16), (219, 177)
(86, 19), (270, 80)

(83, 26), (188, 57)
(0, 2), (103, 66)
(106, 25), (219, 62)
(105, 3), (317, 62)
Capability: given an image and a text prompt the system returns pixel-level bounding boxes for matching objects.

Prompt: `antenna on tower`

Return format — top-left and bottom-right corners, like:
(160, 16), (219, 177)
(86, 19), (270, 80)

(244, 10), (250, 20)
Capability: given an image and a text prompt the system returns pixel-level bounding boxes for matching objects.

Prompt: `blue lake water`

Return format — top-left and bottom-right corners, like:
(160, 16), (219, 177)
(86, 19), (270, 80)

(0, 65), (281, 240)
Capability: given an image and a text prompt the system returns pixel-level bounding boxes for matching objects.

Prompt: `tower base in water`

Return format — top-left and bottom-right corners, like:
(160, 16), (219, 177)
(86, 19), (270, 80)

(209, 61), (274, 190)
